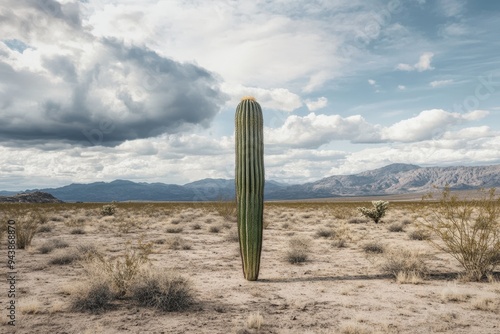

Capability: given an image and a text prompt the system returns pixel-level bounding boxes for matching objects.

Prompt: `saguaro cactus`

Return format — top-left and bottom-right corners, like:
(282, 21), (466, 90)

(235, 96), (265, 281)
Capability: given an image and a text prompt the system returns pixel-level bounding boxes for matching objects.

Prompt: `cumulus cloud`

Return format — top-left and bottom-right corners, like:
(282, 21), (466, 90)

(398, 85), (406, 90)
(305, 97), (328, 111)
(221, 84), (302, 112)
(266, 109), (491, 149)
(0, 1), (227, 145)
(396, 52), (434, 72)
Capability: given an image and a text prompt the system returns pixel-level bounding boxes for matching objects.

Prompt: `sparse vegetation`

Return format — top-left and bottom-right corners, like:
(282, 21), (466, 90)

(166, 227), (183, 233)
(15, 212), (40, 249)
(408, 229), (431, 240)
(380, 248), (428, 280)
(421, 187), (500, 281)
(49, 249), (81, 265)
(362, 241), (385, 254)
(130, 269), (194, 312)
(286, 237), (311, 264)
(100, 204), (116, 216)
(38, 239), (69, 254)
(71, 282), (114, 313)
(387, 222), (405, 232)
(315, 227), (335, 238)
(357, 201), (389, 224)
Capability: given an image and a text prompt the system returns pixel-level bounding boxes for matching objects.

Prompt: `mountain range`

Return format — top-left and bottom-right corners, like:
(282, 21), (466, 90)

(1, 163), (500, 202)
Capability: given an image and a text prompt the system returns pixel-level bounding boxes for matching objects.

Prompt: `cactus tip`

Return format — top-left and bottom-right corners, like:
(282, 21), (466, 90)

(241, 96), (256, 101)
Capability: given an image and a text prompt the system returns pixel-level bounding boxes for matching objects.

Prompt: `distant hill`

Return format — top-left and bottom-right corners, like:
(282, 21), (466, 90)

(2, 163), (500, 202)
(0, 191), (64, 203)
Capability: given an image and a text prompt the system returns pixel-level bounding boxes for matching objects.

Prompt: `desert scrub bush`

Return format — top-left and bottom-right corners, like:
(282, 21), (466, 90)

(357, 201), (389, 224)
(286, 237), (311, 264)
(49, 249), (81, 265)
(130, 269), (194, 312)
(100, 204), (116, 216)
(387, 222), (405, 232)
(408, 229), (431, 240)
(315, 228), (335, 238)
(166, 227), (183, 233)
(38, 239), (69, 254)
(84, 239), (153, 296)
(380, 248), (428, 280)
(71, 282), (114, 313)
(246, 311), (264, 330)
(191, 223), (201, 230)
(421, 187), (500, 281)
(348, 217), (369, 224)
(209, 225), (221, 233)
(362, 241), (385, 254)
(167, 237), (192, 250)
(37, 225), (53, 233)
(70, 227), (86, 235)
(15, 212), (40, 249)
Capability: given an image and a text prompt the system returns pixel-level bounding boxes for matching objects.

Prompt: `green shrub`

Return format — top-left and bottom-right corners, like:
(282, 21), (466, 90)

(357, 201), (389, 224)
(421, 187), (500, 281)
(100, 205), (116, 216)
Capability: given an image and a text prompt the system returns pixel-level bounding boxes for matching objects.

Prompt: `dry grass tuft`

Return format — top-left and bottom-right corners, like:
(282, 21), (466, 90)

(246, 311), (264, 330)
(130, 269), (194, 312)
(362, 241), (385, 254)
(381, 248), (428, 280)
(286, 237), (311, 264)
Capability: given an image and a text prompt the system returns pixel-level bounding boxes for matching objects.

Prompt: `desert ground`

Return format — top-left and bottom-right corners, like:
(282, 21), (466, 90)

(1, 199), (499, 334)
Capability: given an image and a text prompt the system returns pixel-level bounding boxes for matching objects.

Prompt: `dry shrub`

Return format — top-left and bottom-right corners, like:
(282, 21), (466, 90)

(71, 282), (114, 313)
(38, 238), (69, 254)
(49, 249), (81, 265)
(315, 228), (335, 238)
(381, 248), (428, 280)
(387, 222), (405, 232)
(286, 237), (311, 264)
(348, 217), (369, 224)
(471, 297), (498, 312)
(421, 187), (500, 281)
(167, 236), (192, 250)
(440, 284), (471, 302)
(84, 239), (153, 297)
(130, 269), (194, 312)
(408, 229), (431, 240)
(166, 227), (183, 233)
(362, 241), (385, 254)
(340, 323), (372, 334)
(246, 311), (264, 330)
(15, 212), (40, 249)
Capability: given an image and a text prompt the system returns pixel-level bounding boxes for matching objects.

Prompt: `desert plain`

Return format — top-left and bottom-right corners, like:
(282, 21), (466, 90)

(1, 198), (499, 334)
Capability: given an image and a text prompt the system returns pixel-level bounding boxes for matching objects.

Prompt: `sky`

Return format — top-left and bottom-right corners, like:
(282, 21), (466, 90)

(1, 0), (499, 191)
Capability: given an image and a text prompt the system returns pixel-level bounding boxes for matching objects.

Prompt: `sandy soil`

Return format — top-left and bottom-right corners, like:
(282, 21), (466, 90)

(1, 202), (499, 334)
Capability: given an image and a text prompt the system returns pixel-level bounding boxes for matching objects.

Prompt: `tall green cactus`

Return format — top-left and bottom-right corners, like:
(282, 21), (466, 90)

(235, 96), (265, 281)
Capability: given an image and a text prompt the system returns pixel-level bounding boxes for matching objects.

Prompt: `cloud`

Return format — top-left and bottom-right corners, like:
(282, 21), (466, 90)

(305, 97), (328, 111)
(398, 85), (406, 90)
(221, 84), (302, 112)
(266, 109), (491, 149)
(368, 79), (376, 86)
(438, 0), (465, 17)
(0, 2), (227, 145)
(396, 52), (434, 72)
(381, 109), (489, 142)
(430, 79), (453, 87)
